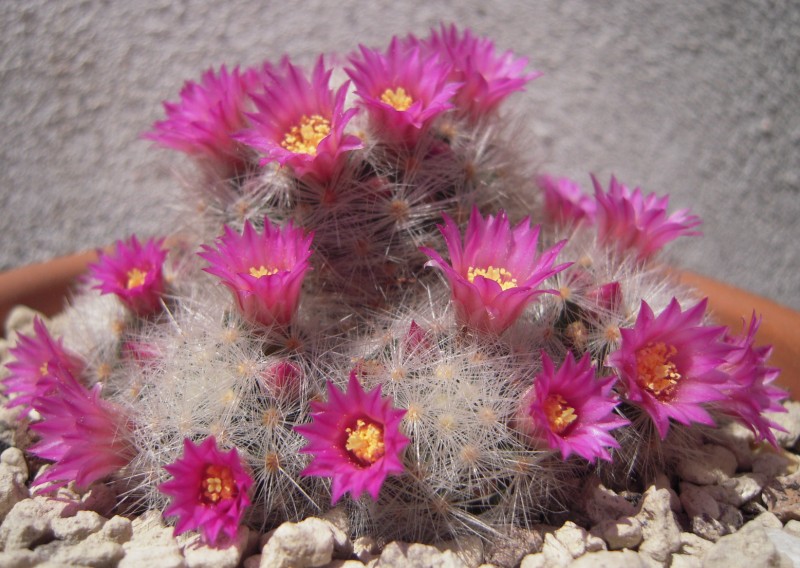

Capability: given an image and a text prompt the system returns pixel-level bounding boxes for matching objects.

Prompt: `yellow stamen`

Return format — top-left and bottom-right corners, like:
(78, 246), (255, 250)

(635, 342), (681, 400)
(281, 114), (331, 155)
(126, 268), (147, 289)
(345, 419), (385, 465)
(543, 393), (578, 434)
(39, 362), (49, 376)
(380, 87), (414, 111)
(249, 265), (279, 278)
(200, 464), (237, 505)
(467, 266), (518, 291)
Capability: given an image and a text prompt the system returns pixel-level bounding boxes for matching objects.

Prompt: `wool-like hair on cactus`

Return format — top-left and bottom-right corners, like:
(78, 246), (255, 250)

(4, 23), (787, 552)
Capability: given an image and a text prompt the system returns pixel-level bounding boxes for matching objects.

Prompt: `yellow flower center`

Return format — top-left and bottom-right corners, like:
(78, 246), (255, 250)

(249, 265), (279, 278)
(200, 464), (237, 505)
(543, 393), (578, 434)
(380, 87), (413, 111)
(467, 266), (518, 291)
(126, 268), (147, 289)
(345, 419), (385, 465)
(281, 114), (331, 155)
(635, 342), (681, 400)
(39, 362), (49, 376)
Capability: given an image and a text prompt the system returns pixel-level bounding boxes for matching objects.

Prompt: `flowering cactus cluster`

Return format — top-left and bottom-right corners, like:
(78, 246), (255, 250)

(3, 24), (787, 548)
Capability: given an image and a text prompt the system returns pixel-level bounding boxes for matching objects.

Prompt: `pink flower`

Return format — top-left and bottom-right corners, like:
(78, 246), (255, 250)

(88, 235), (168, 316)
(29, 366), (134, 491)
(606, 298), (732, 438)
(144, 65), (259, 172)
(345, 37), (460, 142)
(3, 318), (84, 417)
(712, 314), (787, 445)
(520, 352), (627, 462)
(235, 56), (362, 180)
(420, 208), (571, 334)
(198, 218), (313, 327)
(537, 174), (596, 227)
(160, 437), (253, 546)
(421, 24), (541, 119)
(593, 175), (702, 261)
(295, 371), (409, 504)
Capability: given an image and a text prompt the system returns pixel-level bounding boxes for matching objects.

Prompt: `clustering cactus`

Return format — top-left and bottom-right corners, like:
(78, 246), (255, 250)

(3, 24), (786, 548)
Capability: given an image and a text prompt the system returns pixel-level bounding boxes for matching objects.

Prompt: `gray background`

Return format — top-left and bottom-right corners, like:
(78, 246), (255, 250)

(2, 0), (798, 309)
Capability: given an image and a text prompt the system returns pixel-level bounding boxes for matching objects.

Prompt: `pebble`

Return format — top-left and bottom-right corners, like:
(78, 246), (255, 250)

(680, 483), (721, 520)
(636, 486), (682, 564)
(709, 421), (757, 470)
(540, 533), (572, 567)
(764, 527), (800, 566)
(51, 509), (105, 542)
(676, 445), (738, 485)
(591, 517), (643, 550)
(679, 532), (712, 556)
(580, 476), (638, 524)
(377, 541), (467, 568)
(567, 549), (645, 567)
(763, 472), (800, 522)
(702, 519), (793, 567)
(0, 448), (29, 524)
(702, 473), (765, 507)
(767, 402), (800, 448)
(435, 535), (484, 567)
(118, 544), (187, 568)
(483, 526), (542, 567)
(260, 517), (335, 568)
(31, 537), (124, 568)
(182, 525), (250, 568)
(669, 553), (702, 568)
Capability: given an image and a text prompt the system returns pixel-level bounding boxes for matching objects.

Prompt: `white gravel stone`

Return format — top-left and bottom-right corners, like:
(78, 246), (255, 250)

(669, 553), (702, 568)
(0, 548), (38, 568)
(377, 541), (467, 568)
(636, 486), (682, 565)
(0, 498), (56, 550)
(0, 449), (29, 524)
(676, 444), (738, 485)
(753, 452), (794, 478)
(4, 306), (42, 336)
(101, 515), (133, 544)
(260, 517), (335, 568)
(702, 520), (793, 567)
(784, 520), (800, 538)
(702, 473), (765, 507)
(680, 483), (721, 520)
(519, 553), (546, 568)
(353, 535), (381, 563)
(767, 401), (800, 448)
(708, 421), (757, 471)
(591, 517), (643, 550)
(581, 477), (638, 524)
(243, 554), (261, 568)
(32, 536), (125, 568)
(484, 526), (543, 567)
(750, 511), (784, 530)
(540, 533), (571, 567)
(118, 544), (187, 568)
(568, 549), (646, 567)
(51, 509), (106, 541)
(435, 535), (484, 567)
(764, 527), (800, 566)
(679, 532), (712, 556)
(182, 525), (250, 568)
(327, 561), (367, 567)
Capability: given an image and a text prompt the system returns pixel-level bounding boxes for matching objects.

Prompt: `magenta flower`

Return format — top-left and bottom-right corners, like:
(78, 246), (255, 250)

(420, 208), (571, 334)
(3, 318), (84, 417)
(537, 174), (596, 227)
(235, 56), (362, 180)
(712, 314), (787, 445)
(88, 235), (168, 316)
(593, 175), (702, 261)
(295, 371), (409, 504)
(29, 366), (134, 491)
(607, 298), (732, 438)
(198, 218), (313, 327)
(345, 37), (461, 142)
(144, 65), (259, 172)
(520, 352), (627, 462)
(421, 24), (541, 119)
(160, 436), (254, 546)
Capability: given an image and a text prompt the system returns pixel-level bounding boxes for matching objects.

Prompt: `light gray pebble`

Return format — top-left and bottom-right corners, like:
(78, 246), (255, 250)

(581, 477), (638, 524)
(118, 544), (187, 568)
(435, 535), (484, 567)
(752, 452), (794, 478)
(540, 533), (571, 567)
(32, 537), (124, 568)
(766, 402), (800, 448)
(377, 541), (467, 568)
(669, 553), (702, 568)
(784, 519), (800, 538)
(101, 515), (133, 544)
(260, 518), (335, 568)
(568, 549), (646, 567)
(0, 548), (38, 568)
(702, 520), (793, 567)
(636, 486), (682, 564)
(591, 517), (643, 550)
(750, 511), (784, 530)
(702, 473), (765, 507)
(707, 421), (756, 471)
(51, 509), (106, 542)
(680, 483), (721, 520)
(676, 445), (738, 485)
(0, 450), (29, 524)
(183, 525), (250, 568)
(679, 532), (712, 556)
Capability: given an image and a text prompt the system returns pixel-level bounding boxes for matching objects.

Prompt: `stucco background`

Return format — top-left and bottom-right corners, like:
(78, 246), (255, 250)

(1, 0), (798, 309)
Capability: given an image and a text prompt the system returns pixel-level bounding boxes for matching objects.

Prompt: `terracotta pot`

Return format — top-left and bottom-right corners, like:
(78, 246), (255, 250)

(1, 254), (798, 399)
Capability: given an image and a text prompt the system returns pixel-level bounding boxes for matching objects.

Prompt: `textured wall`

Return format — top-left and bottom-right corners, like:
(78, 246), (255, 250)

(1, 0), (798, 308)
